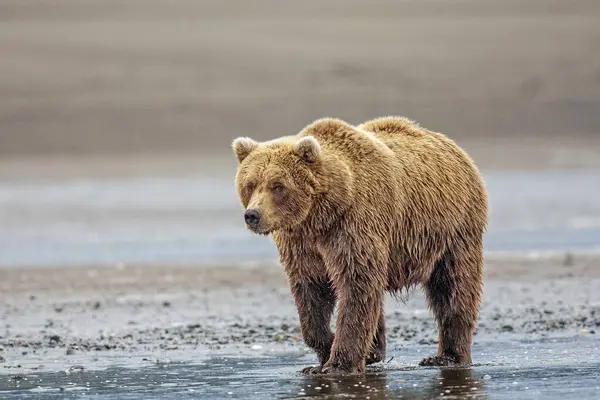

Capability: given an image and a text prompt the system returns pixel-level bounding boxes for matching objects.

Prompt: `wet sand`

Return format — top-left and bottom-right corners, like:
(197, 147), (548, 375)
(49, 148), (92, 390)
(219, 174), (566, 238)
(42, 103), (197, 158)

(1, 253), (599, 370)
(2, 255), (600, 398)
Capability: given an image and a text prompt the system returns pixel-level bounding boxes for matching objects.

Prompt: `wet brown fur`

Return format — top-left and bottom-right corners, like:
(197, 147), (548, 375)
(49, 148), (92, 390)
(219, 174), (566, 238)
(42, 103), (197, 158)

(232, 116), (488, 375)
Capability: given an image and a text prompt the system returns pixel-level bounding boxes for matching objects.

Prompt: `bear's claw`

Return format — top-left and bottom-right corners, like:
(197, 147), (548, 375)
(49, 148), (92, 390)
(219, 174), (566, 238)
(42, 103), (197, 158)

(301, 365), (324, 375)
(419, 355), (460, 367)
(366, 350), (384, 365)
(301, 364), (360, 375)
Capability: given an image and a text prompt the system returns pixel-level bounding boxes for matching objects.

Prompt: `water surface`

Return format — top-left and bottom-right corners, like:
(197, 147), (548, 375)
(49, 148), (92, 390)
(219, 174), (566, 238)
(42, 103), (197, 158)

(1, 338), (599, 399)
(1, 170), (600, 266)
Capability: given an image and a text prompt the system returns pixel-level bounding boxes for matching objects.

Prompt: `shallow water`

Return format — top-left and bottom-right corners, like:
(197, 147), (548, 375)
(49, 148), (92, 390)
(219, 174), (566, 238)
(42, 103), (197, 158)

(1, 337), (599, 399)
(1, 170), (600, 266)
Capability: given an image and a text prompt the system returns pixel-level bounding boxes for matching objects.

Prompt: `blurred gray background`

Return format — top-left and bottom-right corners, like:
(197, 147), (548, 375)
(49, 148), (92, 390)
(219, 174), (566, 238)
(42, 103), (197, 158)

(1, 0), (600, 266)
(1, 0), (599, 163)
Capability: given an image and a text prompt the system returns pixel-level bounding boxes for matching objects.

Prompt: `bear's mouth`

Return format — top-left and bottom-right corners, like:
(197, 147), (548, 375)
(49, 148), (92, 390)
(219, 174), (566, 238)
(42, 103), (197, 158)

(246, 224), (273, 236)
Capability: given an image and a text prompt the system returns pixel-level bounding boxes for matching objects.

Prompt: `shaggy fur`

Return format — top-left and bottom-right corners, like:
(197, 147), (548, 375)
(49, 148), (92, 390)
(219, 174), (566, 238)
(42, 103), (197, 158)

(232, 116), (488, 375)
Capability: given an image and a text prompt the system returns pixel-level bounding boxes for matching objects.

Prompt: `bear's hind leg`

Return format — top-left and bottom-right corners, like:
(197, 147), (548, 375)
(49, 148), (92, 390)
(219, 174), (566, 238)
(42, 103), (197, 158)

(420, 239), (483, 367)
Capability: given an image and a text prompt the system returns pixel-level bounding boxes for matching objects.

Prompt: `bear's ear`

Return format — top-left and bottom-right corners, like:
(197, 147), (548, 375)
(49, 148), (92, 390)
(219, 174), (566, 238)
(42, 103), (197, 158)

(293, 136), (321, 163)
(232, 137), (259, 163)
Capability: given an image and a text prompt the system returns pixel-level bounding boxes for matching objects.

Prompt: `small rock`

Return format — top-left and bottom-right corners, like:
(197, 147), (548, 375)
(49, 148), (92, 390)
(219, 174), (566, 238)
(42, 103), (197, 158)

(66, 346), (75, 355)
(580, 329), (591, 335)
(0, 356), (5, 363)
(165, 344), (179, 350)
(483, 374), (492, 380)
(251, 345), (263, 350)
(162, 301), (171, 308)
(54, 306), (64, 313)
(501, 325), (514, 332)
(93, 301), (101, 310)
(49, 335), (61, 345)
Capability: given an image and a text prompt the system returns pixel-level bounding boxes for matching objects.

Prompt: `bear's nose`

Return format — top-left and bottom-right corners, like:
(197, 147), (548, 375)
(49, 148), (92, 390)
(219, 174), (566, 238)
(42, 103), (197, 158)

(244, 209), (261, 226)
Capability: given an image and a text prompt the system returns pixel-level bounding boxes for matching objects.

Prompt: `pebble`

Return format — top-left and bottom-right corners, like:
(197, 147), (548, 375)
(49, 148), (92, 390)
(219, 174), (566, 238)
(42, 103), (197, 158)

(48, 335), (61, 347)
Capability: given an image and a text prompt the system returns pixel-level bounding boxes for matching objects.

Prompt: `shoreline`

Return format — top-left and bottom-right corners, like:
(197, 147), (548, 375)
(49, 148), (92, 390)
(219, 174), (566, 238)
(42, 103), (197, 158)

(2, 249), (599, 281)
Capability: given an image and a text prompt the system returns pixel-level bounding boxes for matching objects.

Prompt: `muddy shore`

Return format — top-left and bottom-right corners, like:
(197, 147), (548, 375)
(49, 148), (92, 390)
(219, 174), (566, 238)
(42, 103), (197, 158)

(2, 253), (599, 374)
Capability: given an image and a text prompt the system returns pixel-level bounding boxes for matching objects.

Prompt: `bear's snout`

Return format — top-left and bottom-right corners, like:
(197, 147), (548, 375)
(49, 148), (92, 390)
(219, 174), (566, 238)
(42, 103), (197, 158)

(244, 209), (261, 227)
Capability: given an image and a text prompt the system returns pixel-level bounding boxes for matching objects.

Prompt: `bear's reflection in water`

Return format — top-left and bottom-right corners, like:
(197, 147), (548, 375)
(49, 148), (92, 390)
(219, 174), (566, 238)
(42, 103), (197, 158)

(298, 368), (485, 399)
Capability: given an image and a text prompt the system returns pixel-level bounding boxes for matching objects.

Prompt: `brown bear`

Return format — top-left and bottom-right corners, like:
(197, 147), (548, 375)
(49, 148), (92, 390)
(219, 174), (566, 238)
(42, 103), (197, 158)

(232, 116), (488, 375)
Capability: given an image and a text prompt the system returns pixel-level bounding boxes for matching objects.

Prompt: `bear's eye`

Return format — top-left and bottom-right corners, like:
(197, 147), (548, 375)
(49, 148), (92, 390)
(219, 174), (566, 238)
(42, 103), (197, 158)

(271, 182), (284, 193)
(246, 183), (255, 192)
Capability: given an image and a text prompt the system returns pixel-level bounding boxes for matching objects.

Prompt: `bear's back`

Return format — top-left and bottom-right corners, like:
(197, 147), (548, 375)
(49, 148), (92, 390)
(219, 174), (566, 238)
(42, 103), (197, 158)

(357, 116), (482, 185)
(358, 116), (488, 235)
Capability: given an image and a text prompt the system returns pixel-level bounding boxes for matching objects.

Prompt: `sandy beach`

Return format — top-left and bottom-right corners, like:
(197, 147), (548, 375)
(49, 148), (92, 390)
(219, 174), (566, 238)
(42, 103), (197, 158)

(1, 0), (600, 165)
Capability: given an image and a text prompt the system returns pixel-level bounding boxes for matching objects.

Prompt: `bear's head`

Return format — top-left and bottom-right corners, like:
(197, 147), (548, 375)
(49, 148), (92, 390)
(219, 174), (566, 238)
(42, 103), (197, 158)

(231, 135), (324, 235)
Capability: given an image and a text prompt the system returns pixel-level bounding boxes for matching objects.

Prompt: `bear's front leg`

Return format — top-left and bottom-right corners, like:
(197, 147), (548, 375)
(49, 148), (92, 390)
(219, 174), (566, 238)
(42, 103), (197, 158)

(322, 278), (383, 375)
(290, 280), (337, 374)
